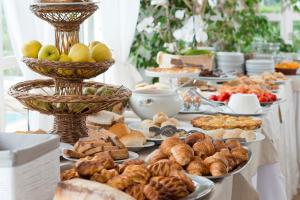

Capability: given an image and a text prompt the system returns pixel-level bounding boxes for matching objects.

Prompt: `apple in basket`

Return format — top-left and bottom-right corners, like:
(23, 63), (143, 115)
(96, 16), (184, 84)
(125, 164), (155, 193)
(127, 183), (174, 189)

(38, 44), (60, 61)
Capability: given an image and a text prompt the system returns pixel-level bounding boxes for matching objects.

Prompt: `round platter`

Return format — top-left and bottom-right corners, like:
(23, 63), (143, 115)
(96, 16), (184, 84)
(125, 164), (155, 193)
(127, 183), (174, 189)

(196, 75), (236, 82)
(22, 57), (114, 80)
(62, 150), (139, 164)
(184, 174), (215, 200)
(9, 79), (131, 115)
(145, 69), (199, 78)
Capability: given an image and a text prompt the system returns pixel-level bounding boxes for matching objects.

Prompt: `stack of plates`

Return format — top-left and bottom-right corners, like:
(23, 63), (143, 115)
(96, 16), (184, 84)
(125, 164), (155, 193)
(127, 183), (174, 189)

(246, 59), (275, 75)
(217, 52), (244, 73)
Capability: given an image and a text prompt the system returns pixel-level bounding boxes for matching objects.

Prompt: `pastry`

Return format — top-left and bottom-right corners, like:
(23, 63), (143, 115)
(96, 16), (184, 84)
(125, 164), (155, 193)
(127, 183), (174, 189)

(122, 165), (151, 185)
(125, 184), (146, 200)
(219, 149), (237, 171)
(63, 149), (85, 159)
(204, 152), (229, 176)
(225, 139), (242, 150)
(160, 136), (183, 156)
(170, 143), (194, 166)
(186, 158), (210, 176)
(109, 123), (131, 138)
(206, 129), (225, 140)
(169, 170), (195, 193)
(107, 175), (134, 190)
(90, 169), (119, 183)
(147, 149), (168, 164)
(160, 125), (178, 137)
(185, 132), (207, 146)
(240, 130), (256, 142)
(53, 178), (135, 200)
(75, 157), (105, 177)
(119, 160), (145, 173)
(213, 140), (228, 152)
(120, 130), (146, 146)
(147, 159), (182, 177)
(110, 148), (129, 160)
(143, 180), (172, 200)
(223, 129), (243, 139)
(161, 120), (177, 127)
(192, 138), (215, 159)
(87, 110), (124, 129)
(149, 176), (189, 199)
(61, 168), (79, 181)
(153, 112), (168, 125)
(231, 147), (249, 165)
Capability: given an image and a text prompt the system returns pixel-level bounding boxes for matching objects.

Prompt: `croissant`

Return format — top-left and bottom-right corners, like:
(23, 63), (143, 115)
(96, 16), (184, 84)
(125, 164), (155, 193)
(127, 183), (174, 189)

(119, 159), (145, 173)
(225, 139), (241, 150)
(231, 147), (249, 165)
(185, 132), (207, 146)
(193, 138), (215, 159)
(90, 168), (119, 183)
(122, 165), (151, 185)
(186, 158), (210, 176)
(213, 140), (228, 152)
(147, 159), (182, 177)
(147, 149), (168, 164)
(204, 152), (229, 176)
(107, 175), (133, 190)
(125, 184), (146, 200)
(169, 170), (195, 193)
(170, 143), (194, 166)
(150, 176), (189, 199)
(160, 136), (183, 156)
(219, 149), (237, 171)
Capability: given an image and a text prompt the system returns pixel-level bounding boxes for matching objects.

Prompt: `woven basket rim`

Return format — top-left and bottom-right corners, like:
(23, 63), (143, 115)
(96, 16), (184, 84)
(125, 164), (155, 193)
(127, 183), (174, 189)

(9, 79), (131, 103)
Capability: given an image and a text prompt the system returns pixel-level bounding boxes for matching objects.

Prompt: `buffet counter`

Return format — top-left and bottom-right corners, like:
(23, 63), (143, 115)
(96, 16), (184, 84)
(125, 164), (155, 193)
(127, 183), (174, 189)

(124, 79), (299, 200)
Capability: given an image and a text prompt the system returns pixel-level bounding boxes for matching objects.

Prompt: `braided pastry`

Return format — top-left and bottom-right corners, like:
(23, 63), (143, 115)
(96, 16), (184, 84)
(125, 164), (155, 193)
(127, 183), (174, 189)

(147, 159), (182, 177)
(122, 165), (151, 185)
(147, 149), (168, 164)
(170, 143), (194, 166)
(169, 170), (195, 193)
(193, 138), (215, 159)
(61, 168), (79, 181)
(107, 175), (133, 190)
(149, 176), (189, 199)
(90, 168), (119, 183)
(186, 158), (210, 176)
(160, 136), (183, 156)
(125, 184), (146, 200)
(204, 152), (229, 176)
(119, 159), (145, 173)
(75, 157), (104, 177)
(143, 180), (172, 200)
(231, 147), (249, 165)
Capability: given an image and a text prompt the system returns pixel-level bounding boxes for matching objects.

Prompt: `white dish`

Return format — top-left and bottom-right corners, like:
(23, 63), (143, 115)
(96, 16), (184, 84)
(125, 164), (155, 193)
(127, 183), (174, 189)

(60, 143), (73, 156)
(62, 150), (139, 164)
(184, 174), (215, 200)
(196, 75), (236, 82)
(126, 141), (155, 152)
(128, 121), (191, 132)
(228, 93), (261, 115)
(219, 106), (269, 116)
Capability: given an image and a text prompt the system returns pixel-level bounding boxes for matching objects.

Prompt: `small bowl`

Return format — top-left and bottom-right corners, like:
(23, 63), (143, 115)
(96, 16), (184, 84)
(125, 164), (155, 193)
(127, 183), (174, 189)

(228, 93), (261, 114)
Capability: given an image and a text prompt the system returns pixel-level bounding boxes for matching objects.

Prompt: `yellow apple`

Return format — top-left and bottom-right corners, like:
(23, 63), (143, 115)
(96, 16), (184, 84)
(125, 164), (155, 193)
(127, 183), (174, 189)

(38, 45), (60, 61)
(22, 40), (42, 58)
(68, 43), (90, 62)
(88, 57), (96, 63)
(91, 43), (112, 62)
(59, 53), (72, 62)
(89, 41), (101, 50)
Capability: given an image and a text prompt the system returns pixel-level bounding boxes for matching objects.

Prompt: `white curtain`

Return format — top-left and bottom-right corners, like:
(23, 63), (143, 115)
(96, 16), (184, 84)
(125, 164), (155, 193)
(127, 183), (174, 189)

(3, 0), (54, 131)
(96, 0), (142, 89)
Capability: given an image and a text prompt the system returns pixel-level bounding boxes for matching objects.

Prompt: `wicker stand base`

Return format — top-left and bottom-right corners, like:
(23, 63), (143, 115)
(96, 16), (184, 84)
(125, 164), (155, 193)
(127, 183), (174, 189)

(52, 114), (87, 144)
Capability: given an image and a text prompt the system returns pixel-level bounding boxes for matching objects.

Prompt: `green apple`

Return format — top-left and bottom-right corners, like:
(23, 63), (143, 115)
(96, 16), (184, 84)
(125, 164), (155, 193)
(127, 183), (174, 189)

(91, 43), (112, 62)
(68, 43), (90, 62)
(89, 41), (101, 50)
(22, 40), (42, 58)
(59, 53), (72, 62)
(38, 45), (60, 61)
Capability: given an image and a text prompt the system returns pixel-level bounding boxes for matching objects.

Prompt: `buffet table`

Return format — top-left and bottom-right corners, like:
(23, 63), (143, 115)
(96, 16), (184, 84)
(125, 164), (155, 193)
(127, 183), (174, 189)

(124, 79), (299, 200)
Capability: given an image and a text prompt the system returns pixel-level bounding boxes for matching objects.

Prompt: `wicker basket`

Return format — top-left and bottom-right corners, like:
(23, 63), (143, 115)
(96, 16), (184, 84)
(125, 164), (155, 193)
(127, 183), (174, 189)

(22, 57), (114, 80)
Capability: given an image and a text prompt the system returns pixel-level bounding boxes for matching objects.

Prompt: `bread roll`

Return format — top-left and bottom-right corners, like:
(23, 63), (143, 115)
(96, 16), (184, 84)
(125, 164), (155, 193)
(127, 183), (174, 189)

(153, 112), (168, 125)
(54, 178), (134, 200)
(109, 123), (131, 138)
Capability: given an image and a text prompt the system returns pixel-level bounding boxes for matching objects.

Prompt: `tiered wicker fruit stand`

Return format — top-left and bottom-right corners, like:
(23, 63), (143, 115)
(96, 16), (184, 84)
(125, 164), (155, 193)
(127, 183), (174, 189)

(9, 2), (131, 144)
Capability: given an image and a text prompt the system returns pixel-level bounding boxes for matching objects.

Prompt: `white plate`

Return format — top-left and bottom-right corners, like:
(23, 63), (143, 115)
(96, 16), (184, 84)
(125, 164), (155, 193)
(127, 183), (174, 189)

(218, 106), (270, 116)
(184, 174), (215, 200)
(145, 69), (199, 78)
(128, 121), (191, 132)
(60, 143), (73, 156)
(62, 150), (139, 164)
(126, 141), (156, 152)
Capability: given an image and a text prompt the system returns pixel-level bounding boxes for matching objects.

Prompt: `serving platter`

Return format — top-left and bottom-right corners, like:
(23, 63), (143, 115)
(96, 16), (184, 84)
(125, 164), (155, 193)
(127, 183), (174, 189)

(62, 150), (139, 164)
(145, 69), (199, 78)
(126, 141), (156, 152)
(184, 174), (215, 200)
(196, 75), (236, 82)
